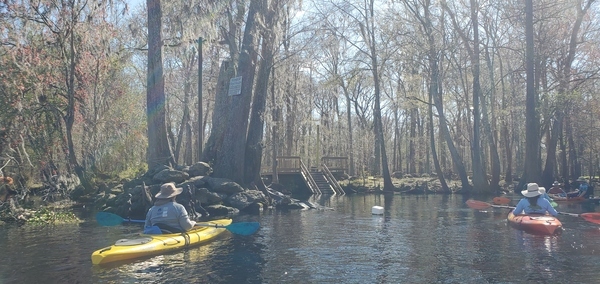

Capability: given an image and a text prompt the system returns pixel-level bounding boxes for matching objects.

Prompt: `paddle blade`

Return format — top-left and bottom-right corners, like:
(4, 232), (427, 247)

(96, 211), (125, 226)
(580, 213), (600, 224)
(493, 196), (511, 205)
(225, 222), (260, 236)
(466, 200), (493, 210)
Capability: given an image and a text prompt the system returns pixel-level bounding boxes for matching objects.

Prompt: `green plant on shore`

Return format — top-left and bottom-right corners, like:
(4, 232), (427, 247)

(117, 163), (148, 180)
(27, 208), (80, 225)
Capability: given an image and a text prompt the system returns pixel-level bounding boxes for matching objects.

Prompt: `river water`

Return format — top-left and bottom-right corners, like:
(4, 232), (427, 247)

(1, 194), (599, 284)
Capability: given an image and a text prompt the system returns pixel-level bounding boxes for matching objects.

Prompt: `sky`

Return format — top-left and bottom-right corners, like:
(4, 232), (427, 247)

(127, 0), (144, 10)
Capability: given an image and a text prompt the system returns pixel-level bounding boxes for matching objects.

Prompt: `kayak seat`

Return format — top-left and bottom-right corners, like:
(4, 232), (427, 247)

(155, 223), (184, 234)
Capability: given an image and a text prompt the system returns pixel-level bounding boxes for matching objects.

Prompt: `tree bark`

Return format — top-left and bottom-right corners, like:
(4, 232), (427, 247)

(521, 0), (541, 186)
(443, 0), (487, 189)
(245, 0), (279, 189)
(146, 0), (174, 171)
(468, 0), (489, 192)
(482, 45), (501, 190)
(425, 4), (449, 193)
(213, 0), (260, 184)
(175, 80), (192, 164)
(197, 37), (204, 162)
(363, 0), (393, 190)
(202, 60), (234, 163)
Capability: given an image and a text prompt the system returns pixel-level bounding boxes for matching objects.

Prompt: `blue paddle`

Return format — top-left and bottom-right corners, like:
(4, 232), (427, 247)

(95, 211), (260, 236)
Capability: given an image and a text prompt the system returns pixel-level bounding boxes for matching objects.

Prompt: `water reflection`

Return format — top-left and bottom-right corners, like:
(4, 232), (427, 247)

(1, 194), (600, 283)
(513, 230), (561, 281)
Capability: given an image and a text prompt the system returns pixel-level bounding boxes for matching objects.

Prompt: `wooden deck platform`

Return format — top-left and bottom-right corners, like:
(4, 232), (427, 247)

(262, 156), (347, 195)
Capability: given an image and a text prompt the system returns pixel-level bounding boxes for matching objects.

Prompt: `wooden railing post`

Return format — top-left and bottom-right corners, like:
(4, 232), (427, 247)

(321, 162), (345, 195)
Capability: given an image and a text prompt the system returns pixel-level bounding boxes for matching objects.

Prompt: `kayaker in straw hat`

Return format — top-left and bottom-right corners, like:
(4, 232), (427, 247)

(512, 183), (558, 216)
(144, 182), (196, 234)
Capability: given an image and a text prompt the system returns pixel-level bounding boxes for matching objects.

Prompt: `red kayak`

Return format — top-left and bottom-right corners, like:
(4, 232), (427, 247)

(507, 211), (562, 235)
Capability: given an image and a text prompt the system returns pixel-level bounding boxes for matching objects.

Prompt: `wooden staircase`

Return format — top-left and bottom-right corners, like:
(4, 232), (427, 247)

(299, 162), (344, 195)
(266, 156), (347, 195)
(310, 170), (335, 194)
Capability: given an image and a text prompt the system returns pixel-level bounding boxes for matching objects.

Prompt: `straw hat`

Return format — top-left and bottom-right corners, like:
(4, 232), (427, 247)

(522, 183), (545, 197)
(155, 183), (183, 199)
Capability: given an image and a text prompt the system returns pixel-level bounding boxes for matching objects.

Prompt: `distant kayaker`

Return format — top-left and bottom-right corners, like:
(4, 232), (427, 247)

(512, 183), (558, 216)
(548, 181), (566, 195)
(566, 177), (589, 198)
(144, 183), (196, 234)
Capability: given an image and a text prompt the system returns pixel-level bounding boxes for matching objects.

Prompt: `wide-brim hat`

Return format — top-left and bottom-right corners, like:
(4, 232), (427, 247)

(577, 177), (586, 182)
(522, 183), (545, 197)
(155, 182), (183, 199)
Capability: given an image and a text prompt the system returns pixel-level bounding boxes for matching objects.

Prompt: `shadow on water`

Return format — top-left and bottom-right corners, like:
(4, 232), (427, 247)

(0, 194), (599, 283)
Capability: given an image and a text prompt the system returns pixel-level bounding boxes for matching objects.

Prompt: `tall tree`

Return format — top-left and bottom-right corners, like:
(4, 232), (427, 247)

(521, 0), (540, 186)
(541, 0), (595, 187)
(201, 2), (243, 166)
(245, 0), (282, 189)
(147, 0), (174, 170)
(480, 5), (504, 190)
(404, 0), (451, 192)
(443, 0), (489, 192)
(361, 0), (394, 191)
(212, 0), (261, 184)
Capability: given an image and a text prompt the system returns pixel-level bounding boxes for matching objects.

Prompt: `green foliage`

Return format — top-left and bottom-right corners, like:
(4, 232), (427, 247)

(117, 163), (148, 180)
(27, 208), (80, 225)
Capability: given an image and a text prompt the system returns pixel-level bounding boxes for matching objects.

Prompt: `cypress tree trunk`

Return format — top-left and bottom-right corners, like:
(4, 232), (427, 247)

(146, 0), (174, 171)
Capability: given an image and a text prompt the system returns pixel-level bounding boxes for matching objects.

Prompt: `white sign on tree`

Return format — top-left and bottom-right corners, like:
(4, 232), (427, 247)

(228, 76), (242, 96)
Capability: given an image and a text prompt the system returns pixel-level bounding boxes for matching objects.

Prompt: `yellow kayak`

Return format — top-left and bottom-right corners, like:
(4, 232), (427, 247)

(91, 219), (232, 265)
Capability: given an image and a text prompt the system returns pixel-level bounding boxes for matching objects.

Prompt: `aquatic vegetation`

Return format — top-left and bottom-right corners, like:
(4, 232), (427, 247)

(27, 208), (80, 225)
